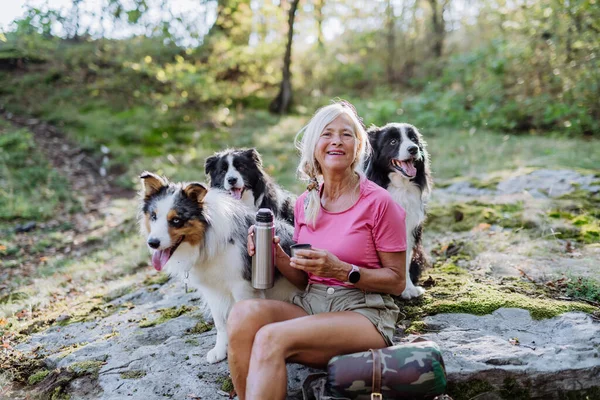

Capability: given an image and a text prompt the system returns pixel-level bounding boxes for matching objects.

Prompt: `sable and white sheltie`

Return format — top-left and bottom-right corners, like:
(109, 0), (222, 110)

(205, 148), (296, 225)
(365, 123), (432, 300)
(138, 172), (298, 363)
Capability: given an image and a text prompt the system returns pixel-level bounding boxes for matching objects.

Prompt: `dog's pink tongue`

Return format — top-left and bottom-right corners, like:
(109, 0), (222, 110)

(151, 249), (170, 271)
(401, 161), (417, 177)
(231, 188), (243, 200)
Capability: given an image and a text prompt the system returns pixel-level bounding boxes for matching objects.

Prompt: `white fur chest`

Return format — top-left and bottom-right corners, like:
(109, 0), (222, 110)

(388, 174), (425, 238)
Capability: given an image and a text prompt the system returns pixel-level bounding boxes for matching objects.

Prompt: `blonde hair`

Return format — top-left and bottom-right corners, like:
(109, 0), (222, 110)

(295, 100), (370, 227)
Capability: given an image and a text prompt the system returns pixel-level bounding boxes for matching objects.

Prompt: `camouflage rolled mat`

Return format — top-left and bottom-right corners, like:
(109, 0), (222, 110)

(327, 341), (447, 400)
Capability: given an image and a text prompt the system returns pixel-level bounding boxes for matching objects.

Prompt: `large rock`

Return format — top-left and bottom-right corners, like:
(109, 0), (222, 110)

(405, 308), (600, 399)
(13, 280), (314, 400)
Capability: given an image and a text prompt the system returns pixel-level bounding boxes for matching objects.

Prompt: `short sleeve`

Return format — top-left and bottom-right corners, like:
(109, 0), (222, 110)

(372, 195), (407, 252)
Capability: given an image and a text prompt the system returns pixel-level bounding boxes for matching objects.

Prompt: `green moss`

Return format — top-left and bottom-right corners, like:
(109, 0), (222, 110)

(447, 379), (495, 400)
(404, 321), (428, 334)
(51, 386), (71, 400)
(437, 262), (469, 275)
(28, 369), (51, 385)
(564, 276), (600, 303)
(139, 305), (195, 328)
(67, 360), (104, 378)
(187, 320), (213, 334)
(417, 267), (596, 320)
(216, 376), (234, 392)
(120, 370), (147, 379)
(143, 273), (171, 286)
(426, 201), (525, 232)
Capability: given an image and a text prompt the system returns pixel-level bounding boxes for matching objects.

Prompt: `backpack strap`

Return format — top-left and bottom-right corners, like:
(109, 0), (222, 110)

(370, 349), (382, 400)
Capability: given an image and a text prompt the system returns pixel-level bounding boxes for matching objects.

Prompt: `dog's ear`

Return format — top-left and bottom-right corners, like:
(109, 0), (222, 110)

(243, 148), (263, 167)
(205, 155), (218, 175)
(140, 171), (167, 197)
(183, 182), (208, 203)
(366, 126), (381, 152)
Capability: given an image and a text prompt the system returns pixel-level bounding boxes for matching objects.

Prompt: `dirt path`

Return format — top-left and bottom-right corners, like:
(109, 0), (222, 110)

(0, 110), (136, 296)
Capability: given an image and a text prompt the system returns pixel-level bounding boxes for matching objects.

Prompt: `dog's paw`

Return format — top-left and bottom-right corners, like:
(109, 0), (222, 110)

(206, 346), (227, 364)
(401, 284), (425, 300)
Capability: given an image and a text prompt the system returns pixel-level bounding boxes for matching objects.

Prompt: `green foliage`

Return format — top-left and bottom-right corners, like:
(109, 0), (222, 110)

(0, 121), (77, 221)
(27, 369), (50, 385)
(564, 277), (600, 303)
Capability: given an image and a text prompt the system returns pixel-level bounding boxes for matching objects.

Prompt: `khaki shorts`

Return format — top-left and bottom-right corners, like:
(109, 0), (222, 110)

(291, 284), (399, 346)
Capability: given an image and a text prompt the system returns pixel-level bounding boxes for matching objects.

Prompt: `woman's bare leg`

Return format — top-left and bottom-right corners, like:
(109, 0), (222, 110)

(245, 311), (386, 400)
(226, 299), (308, 400)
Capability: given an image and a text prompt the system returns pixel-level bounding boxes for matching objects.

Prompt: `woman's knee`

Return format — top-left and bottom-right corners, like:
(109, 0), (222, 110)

(251, 324), (289, 362)
(227, 299), (266, 339)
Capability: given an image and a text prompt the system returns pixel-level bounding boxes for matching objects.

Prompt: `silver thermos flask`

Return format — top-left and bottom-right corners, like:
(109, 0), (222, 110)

(252, 208), (275, 289)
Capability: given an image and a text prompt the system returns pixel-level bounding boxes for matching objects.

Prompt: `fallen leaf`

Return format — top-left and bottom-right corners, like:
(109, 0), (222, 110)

(0, 318), (7, 326)
(509, 337), (520, 346)
(565, 241), (574, 253)
(472, 223), (491, 232)
(0, 245), (6, 252)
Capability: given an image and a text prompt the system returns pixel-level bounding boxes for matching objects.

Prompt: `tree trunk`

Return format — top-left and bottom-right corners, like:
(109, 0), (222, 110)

(270, 0), (300, 115)
(315, 0), (325, 50)
(429, 0), (446, 58)
(385, 0), (396, 84)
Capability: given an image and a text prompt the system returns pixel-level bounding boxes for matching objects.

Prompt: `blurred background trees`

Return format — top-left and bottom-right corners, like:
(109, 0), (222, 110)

(0, 0), (598, 136)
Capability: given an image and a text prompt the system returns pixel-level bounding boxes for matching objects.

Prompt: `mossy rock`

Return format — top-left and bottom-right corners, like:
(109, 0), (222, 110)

(28, 369), (51, 385)
(139, 305), (195, 328)
(143, 273), (171, 286)
(426, 201), (525, 232)
(216, 375), (234, 392)
(120, 370), (147, 379)
(187, 319), (213, 334)
(67, 360), (104, 378)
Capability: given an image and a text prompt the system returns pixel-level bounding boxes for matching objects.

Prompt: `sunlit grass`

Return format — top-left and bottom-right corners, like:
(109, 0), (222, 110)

(0, 120), (78, 221)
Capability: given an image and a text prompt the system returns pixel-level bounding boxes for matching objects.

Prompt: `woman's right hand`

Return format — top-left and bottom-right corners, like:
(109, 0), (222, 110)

(247, 225), (289, 264)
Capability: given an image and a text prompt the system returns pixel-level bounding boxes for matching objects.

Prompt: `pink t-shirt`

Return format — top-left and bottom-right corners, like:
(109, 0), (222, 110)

(293, 174), (407, 287)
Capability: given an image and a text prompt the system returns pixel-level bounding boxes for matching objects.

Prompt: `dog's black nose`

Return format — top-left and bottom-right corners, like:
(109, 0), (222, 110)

(228, 177), (237, 185)
(407, 145), (418, 155)
(147, 238), (160, 249)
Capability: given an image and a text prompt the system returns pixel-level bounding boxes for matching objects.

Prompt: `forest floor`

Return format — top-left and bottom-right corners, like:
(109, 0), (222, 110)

(0, 111), (599, 400)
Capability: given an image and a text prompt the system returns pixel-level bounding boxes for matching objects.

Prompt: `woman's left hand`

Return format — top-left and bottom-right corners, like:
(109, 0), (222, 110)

(290, 248), (350, 281)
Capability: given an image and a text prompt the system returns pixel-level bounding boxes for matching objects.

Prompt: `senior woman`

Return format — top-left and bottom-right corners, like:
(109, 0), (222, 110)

(226, 101), (407, 400)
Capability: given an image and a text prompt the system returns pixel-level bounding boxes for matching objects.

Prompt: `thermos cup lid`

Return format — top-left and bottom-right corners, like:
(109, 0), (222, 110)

(256, 208), (274, 223)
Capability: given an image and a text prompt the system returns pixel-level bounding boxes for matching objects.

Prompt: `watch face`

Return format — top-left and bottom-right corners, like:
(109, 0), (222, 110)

(349, 270), (360, 284)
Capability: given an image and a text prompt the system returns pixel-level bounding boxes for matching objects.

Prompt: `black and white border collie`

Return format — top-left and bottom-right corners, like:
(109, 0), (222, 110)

(138, 172), (298, 363)
(205, 148), (295, 225)
(365, 123), (432, 300)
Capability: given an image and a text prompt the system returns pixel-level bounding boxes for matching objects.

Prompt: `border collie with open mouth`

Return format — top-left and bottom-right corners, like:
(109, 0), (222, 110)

(138, 172), (298, 363)
(205, 148), (295, 225)
(365, 123), (432, 300)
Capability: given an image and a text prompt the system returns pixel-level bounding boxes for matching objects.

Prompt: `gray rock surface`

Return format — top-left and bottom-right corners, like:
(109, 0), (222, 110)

(14, 280), (314, 399)
(405, 308), (600, 398)
(437, 168), (599, 200)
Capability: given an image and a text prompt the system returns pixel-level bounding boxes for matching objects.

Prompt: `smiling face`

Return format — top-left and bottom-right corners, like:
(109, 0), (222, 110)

(314, 113), (358, 175)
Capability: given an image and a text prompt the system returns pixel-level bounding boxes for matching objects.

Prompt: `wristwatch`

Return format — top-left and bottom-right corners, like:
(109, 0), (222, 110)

(348, 264), (361, 284)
